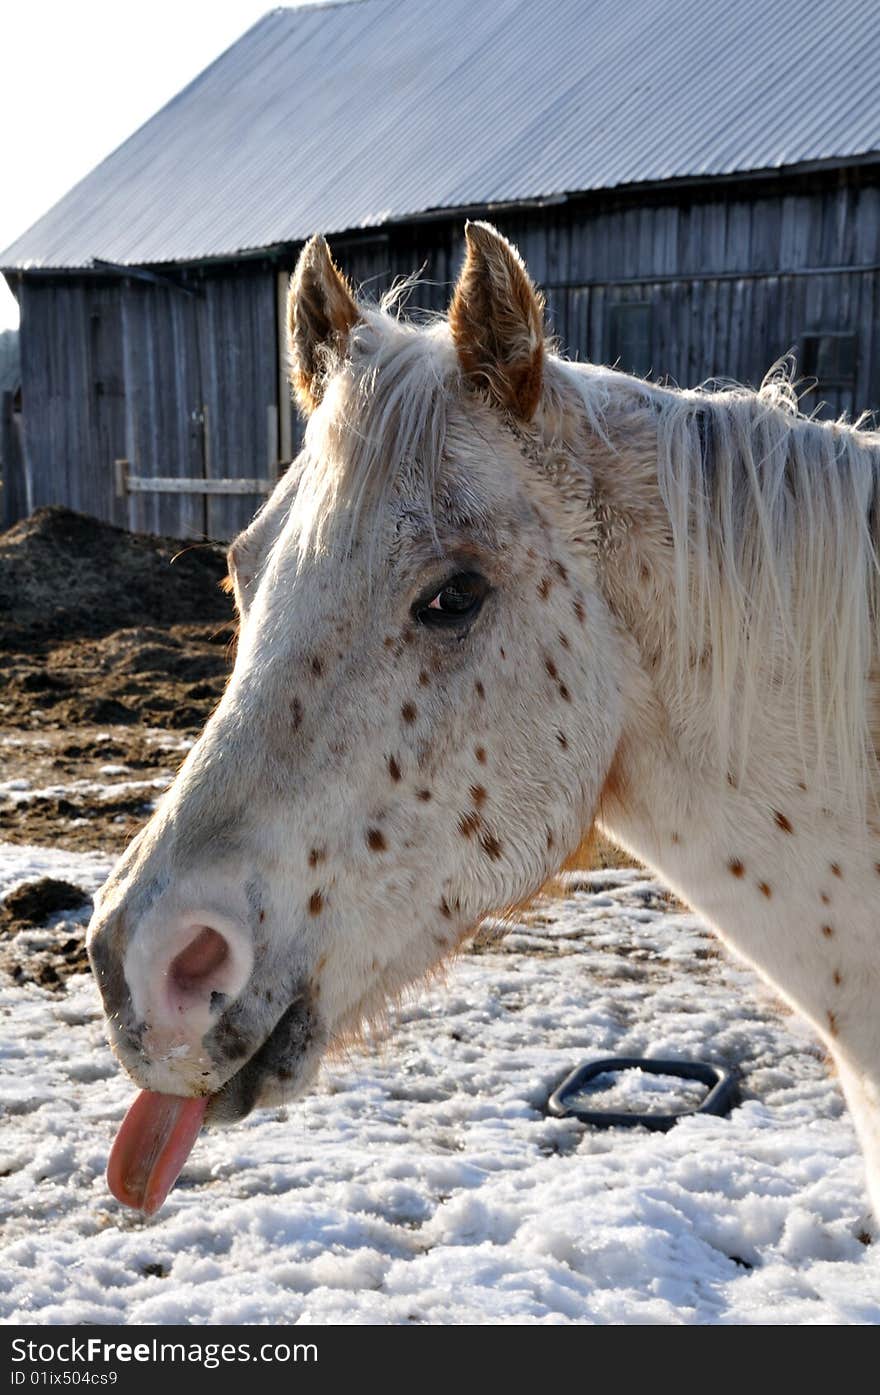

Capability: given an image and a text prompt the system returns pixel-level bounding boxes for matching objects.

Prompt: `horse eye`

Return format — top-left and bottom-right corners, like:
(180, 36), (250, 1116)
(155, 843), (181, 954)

(414, 572), (489, 628)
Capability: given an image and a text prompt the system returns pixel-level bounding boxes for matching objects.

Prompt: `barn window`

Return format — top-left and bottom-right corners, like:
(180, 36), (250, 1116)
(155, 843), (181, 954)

(800, 332), (857, 389)
(609, 302), (653, 378)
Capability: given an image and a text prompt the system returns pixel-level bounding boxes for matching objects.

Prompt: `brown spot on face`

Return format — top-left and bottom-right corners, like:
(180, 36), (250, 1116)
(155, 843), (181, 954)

(538, 576), (552, 600)
(432, 935), (447, 949)
(797, 781), (807, 792)
(831, 862), (842, 878)
(572, 597), (586, 624)
(758, 881), (772, 898)
(416, 788), (432, 801)
(499, 647), (507, 659)
(670, 832), (680, 845)
(383, 635), (396, 649)
(258, 910), (266, 923)
(822, 924), (834, 938)
(480, 831), (503, 860)
(546, 829), (554, 849)
(874, 863), (880, 877)
(458, 811), (482, 838)
(439, 897), (452, 919)
(388, 755), (402, 782)
(827, 1010), (839, 1037)
(553, 560), (569, 584)
(308, 891), (324, 916)
(639, 562), (650, 583)
(833, 969), (842, 986)
(773, 811), (794, 834)
(820, 891), (830, 905)
(308, 847), (325, 868)
(315, 954), (328, 974)
(729, 859), (745, 878)
(418, 670), (431, 687)
(475, 746), (487, 764)
(366, 828), (387, 853)
(475, 681), (485, 700)
(558, 632), (570, 650)
(311, 655), (323, 678)
(556, 731), (568, 749)
(291, 697), (303, 731)
(558, 684), (571, 702)
(469, 784), (487, 806)
(401, 702), (417, 725)
(544, 657), (559, 680)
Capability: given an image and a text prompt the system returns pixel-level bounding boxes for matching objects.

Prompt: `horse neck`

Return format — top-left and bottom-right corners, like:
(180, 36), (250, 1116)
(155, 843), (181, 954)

(579, 390), (880, 1092)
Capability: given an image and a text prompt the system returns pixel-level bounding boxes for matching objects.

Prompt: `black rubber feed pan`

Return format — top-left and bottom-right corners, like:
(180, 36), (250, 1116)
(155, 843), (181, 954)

(547, 1057), (739, 1133)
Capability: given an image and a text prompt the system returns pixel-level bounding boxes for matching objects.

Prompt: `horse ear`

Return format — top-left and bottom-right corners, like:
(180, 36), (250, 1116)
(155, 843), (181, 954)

(288, 235), (361, 413)
(448, 221), (546, 420)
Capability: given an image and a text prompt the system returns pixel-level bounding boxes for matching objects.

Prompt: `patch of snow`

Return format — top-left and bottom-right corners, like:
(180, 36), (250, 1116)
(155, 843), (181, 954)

(0, 777), (170, 805)
(0, 842), (114, 902)
(0, 846), (877, 1325)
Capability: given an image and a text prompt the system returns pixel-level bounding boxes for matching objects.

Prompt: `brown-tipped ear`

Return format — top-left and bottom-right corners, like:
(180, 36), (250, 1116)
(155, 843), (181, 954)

(448, 221), (546, 420)
(287, 235), (361, 413)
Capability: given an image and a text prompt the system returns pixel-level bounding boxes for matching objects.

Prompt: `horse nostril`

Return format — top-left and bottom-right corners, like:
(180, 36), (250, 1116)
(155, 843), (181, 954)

(169, 925), (230, 996)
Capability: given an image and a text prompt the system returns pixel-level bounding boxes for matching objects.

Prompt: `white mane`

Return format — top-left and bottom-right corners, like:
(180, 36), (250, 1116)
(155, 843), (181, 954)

(562, 358), (880, 809)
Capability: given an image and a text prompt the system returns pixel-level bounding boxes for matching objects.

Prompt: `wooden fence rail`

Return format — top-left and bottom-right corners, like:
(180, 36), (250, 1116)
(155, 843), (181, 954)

(114, 459), (274, 498)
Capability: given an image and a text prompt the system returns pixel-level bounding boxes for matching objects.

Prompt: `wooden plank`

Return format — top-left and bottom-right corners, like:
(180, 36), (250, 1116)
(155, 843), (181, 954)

(126, 475), (273, 495)
(0, 391), (28, 529)
(201, 270), (277, 539)
(277, 271), (293, 462)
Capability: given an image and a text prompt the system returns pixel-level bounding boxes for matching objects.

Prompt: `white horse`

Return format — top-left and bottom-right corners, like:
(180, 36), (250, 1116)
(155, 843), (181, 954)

(88, 222), (880, 1221)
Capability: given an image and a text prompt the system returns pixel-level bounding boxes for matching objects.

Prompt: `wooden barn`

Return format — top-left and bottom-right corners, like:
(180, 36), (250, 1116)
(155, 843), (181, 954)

(3, 0), (880, 540)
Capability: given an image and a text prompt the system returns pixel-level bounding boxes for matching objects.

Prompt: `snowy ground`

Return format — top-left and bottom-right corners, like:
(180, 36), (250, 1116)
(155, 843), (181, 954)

(1, 840), (878, 1326)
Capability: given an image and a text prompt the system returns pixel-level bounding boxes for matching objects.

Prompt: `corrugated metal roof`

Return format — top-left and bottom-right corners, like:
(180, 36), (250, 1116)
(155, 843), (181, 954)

(4, 0), (880, 271)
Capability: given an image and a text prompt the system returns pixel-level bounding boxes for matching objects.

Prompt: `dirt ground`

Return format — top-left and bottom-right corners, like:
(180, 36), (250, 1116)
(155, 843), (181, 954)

(0, 506), (632, 991)
(0, 507), (235, 854)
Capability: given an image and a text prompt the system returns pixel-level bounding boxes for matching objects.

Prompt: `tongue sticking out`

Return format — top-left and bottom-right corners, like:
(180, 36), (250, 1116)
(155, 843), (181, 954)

(107, 1091), (209, 1215)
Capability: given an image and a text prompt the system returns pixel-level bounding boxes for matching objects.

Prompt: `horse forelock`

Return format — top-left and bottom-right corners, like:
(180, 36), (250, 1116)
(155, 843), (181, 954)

(291, 308), (458, 563)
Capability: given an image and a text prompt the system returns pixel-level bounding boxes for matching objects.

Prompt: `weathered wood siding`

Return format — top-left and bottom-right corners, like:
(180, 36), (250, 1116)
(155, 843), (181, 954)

(380, 172), (880, 422)
(15, 168), (880, 538)
(0, 392), (27, 530)
(18, 265), (278, 539)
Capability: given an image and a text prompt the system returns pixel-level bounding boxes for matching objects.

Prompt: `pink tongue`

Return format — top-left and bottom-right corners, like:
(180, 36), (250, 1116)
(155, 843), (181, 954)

(107, 1091), (209, 1215)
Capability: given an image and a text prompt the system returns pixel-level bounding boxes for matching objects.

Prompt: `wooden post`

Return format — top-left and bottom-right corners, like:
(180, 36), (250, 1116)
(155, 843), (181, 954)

(113, 457), (130, 498)
(267, 403), (279, 483)
(277, 270), (293, 464)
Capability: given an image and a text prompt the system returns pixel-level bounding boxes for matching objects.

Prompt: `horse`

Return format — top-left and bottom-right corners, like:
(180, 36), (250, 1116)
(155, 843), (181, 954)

(88, 221), (880, 1221)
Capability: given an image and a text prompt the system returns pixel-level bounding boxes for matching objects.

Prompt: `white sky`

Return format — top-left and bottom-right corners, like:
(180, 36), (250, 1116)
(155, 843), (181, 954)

(0, 2), (325, 331)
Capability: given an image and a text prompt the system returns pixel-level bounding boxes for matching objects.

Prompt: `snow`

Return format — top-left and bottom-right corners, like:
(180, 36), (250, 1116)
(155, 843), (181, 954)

(0, 775), (171, 805)
(1, 844), (878, 1326)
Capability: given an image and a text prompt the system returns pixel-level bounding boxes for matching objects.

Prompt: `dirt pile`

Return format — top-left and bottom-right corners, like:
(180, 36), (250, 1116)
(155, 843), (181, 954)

(0, 507), (238, 853)
(0, 506), (232, 646)
(0, 877), (93, 989)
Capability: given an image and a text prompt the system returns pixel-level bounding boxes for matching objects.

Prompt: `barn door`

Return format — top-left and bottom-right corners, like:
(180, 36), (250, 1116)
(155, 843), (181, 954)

(120, 280), (208, 538)
(199, 272), (279, 540)
(87, 287), (128, 527)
